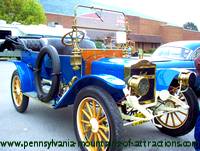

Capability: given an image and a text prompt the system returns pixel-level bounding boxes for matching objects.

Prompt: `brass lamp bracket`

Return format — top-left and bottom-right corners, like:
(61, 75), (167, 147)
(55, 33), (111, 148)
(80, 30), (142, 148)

(70, 26), (82, 71)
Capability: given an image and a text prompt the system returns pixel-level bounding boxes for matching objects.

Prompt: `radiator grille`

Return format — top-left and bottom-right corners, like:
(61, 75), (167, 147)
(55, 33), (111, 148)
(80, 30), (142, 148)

(129, 60), (156, 105)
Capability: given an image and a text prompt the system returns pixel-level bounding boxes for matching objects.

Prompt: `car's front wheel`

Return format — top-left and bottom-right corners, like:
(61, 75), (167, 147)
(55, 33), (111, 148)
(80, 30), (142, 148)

(155, 87), (199, 136)
(74, 86), (123, 151)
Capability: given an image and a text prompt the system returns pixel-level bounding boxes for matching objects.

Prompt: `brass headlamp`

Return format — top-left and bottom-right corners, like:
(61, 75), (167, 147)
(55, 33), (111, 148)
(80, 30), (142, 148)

(128, 75), (149, 96)
(178, 72), (196, 87)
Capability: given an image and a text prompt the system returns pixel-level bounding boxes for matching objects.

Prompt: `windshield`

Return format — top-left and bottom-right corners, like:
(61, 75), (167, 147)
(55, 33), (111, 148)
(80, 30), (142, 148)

(76, 5), (127, 49)
(152, 46), (192, 60)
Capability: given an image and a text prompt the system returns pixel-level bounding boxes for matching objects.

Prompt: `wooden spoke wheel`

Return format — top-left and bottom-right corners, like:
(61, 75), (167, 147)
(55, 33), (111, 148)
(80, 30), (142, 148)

(11, 70), (29, 113)
(155, 87), (199, 136)
(156, 94), (189, 129)
(74, 86), (123, 151)
(12, 75), (23, 107)
(77, 97), (110, 151)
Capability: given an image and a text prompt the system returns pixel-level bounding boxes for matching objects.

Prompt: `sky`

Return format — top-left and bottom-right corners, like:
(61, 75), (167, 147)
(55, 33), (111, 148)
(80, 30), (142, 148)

(94, 0), (200, 29)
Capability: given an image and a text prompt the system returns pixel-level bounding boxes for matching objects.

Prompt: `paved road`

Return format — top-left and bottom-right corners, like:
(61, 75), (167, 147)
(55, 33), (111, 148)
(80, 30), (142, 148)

(0, 62), (196, 151)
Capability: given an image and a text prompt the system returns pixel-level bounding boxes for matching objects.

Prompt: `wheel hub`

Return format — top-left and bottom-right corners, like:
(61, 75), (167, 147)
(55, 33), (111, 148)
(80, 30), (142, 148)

(90, 118), (99, 133)
(165, 100), (175, 108)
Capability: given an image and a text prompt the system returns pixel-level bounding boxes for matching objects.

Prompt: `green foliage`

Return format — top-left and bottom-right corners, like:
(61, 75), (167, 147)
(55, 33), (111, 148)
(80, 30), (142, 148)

(145, 48), (156, 54)
(0, 0), (46, 25)
(183, 22), (198, 31)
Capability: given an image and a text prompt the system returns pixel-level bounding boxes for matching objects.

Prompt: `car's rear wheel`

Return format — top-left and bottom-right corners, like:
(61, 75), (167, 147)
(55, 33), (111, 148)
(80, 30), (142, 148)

(11, 70), (29, 113)
(74, 86), (123, 151)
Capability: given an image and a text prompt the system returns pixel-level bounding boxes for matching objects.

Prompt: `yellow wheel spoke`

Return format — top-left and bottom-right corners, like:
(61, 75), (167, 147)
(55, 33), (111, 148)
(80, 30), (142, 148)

(97, 133), (105, 151)
(99, 125), (109, 132)
(98, 116), (106, 124)
(96, 107), (102, 120)
(171, 113), (175, 127)
(177, 110), (187, 116)
(94, 134), (98, 151)
(82, 109), (91, 120)
(86, 102), (93, 117)
(16, 96), (20, 104)
(93, 100), (96, 117)
(19, 93), (22, 98)
(81, 120), (90, 125)
(85, 124), (91, 128)
(83, 126), (91, 134)
(16, 96), (19, 104)
(97, 132), (102, 141)
(174, 112), (182, 123)
(98, 129), (109, 142)
(16, 81), (20, 87)
(165, 113), (169, 124)
(88, 132), (94, 142)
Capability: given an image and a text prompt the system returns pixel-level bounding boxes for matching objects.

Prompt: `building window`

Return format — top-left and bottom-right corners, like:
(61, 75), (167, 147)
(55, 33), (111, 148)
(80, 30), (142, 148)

(151, 43), (160, 49)
(48, 22), (59, 27)
(138, 42), (144, 50)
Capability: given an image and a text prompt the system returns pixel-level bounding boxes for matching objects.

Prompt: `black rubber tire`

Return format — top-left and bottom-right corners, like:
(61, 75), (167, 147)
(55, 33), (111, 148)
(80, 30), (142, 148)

(34, 45), (60, 102)
(11, 70), (29, 113)
(155, 87), (199, 136)
(74, 86), (123, 151)
(194, 89), (200, 97)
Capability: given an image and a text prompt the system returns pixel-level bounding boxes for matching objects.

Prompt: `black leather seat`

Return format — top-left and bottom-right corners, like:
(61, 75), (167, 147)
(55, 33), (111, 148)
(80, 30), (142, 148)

(1, 37), (96, 54)
(44, 38), (73, 55)
(20, 38), (73, 55)
(20, 38), (45, 51)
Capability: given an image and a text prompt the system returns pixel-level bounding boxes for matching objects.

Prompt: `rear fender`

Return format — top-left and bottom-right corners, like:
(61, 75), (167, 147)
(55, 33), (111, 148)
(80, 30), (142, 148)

(54, 74), (126, 109)
(10, 61), (35, 92)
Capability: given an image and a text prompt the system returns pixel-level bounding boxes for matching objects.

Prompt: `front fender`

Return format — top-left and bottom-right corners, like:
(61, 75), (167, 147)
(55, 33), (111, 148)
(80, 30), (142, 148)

(10, 61), (35, 92)
(54, 74), (126, 109)
(156, 68), (185, 91)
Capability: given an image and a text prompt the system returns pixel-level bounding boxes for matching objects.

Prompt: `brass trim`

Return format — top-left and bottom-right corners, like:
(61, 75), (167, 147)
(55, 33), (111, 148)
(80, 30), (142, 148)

(128, 76), (150, 97)
(124, 59), (156, 78)
(68, 76), (78, 87)
(124, 59), (156, 104)
(178, 72), (195, 87)
(139, 99), (155, 105)
(143, 75), (155, 79)
(132, 60), (156, 69)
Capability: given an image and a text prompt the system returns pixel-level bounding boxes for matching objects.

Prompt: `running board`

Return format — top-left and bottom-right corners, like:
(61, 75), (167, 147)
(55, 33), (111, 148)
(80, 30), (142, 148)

(24, 92), (56, 108)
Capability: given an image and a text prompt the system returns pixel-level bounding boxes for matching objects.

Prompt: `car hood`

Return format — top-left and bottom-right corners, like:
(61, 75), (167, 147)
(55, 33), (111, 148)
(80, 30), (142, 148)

(91, 57), (195, 79)
(91, 57), (148, 80)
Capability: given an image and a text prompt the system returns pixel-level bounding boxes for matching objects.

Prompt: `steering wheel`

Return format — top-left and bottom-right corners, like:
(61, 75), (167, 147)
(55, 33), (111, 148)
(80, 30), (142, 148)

(61, 30), (85, 46)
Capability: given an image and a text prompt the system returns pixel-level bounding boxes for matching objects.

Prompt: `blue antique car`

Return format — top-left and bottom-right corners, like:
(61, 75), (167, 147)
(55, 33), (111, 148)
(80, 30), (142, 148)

(0, 6), (199, 151)
(151, 41), (200, 94)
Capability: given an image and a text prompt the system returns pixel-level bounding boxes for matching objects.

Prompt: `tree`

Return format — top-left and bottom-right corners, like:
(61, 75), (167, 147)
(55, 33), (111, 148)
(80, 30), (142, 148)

(0, 0), (46, 25)
(183, 22), (198, 31)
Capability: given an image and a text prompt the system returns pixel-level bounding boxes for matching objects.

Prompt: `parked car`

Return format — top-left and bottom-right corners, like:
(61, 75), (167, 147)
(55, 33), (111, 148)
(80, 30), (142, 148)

(195, 113), (200, 150)
(151, 40), (200, 94)
(0, 6), (199, 151)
